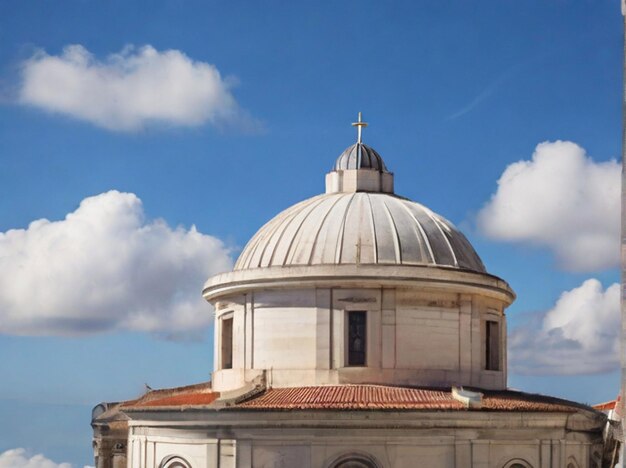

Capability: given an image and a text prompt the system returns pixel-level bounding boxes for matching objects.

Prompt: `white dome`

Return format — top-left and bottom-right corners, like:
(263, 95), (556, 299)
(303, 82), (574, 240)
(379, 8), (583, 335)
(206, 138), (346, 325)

(235, 192), (485, 273)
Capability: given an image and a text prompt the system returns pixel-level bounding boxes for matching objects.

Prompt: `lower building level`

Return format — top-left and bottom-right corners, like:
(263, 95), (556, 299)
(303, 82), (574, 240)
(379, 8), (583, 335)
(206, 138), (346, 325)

(92, 381), (618, 468)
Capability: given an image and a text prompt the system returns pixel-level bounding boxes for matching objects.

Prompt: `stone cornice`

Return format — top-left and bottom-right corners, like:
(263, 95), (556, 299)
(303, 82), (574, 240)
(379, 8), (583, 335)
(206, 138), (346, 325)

(124, 409), (603, 433)
(203, 264), (515, 304)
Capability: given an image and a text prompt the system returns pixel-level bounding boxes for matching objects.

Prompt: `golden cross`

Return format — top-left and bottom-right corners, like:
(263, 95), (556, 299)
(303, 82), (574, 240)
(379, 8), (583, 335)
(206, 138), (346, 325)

(352, 112), (368, 144)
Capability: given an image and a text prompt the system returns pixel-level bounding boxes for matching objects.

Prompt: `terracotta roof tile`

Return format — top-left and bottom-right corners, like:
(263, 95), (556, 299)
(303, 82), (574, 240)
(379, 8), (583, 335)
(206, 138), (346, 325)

(236, 385), (587, 413)
(118, 382), (594, 414)
(130, 392), (219, 408)
(480, 390), (584, 412)
(120, 381), (219, 408)
(237, 385), (463, 410)
(594, 400), (618, 411)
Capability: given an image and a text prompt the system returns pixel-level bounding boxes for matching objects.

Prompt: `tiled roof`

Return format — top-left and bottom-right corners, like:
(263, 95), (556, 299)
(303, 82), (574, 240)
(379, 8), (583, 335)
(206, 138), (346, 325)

(594, 400), (618, 411)
(120, 381), (219, 409)
(117, 382), (593, 413)
(238, 385), (464, 410)
(480, 390), (584, 412)
(129, 391), (220, 408)
(236, 385), (585, 413)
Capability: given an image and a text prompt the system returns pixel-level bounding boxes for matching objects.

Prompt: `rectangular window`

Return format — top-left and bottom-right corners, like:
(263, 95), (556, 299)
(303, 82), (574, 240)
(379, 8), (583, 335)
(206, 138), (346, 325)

(348, 311), (367, 366)
(221, 317), (233, 369)
(485, 320), (500, 371)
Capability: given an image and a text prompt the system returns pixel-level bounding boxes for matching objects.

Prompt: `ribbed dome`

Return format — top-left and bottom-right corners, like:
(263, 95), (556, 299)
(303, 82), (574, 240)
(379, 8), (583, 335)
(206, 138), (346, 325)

(235, 192), (485, 272)
(334, 143), (389, 172)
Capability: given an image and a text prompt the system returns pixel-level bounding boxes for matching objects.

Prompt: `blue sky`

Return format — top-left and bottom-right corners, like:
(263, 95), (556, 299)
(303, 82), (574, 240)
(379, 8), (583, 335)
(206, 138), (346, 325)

(0, 1), (622, 467)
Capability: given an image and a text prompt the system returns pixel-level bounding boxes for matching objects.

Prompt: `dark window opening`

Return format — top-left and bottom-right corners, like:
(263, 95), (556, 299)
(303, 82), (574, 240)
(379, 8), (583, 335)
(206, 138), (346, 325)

(348, 311), (366, 366)
(331, 453), (379, 468)
(335, 460), (376, 468)
(486, 320), (500, 371)
(221, 317), (233, 369)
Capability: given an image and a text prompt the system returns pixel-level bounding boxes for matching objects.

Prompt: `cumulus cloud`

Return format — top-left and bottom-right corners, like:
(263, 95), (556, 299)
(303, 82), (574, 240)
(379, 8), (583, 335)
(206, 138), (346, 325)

(0, 448), (90, 468)
(0, 191), (232, 337)
(477, 141), (620, 272)
(509, 279), (619, 375)
(18, 44), (258, 131)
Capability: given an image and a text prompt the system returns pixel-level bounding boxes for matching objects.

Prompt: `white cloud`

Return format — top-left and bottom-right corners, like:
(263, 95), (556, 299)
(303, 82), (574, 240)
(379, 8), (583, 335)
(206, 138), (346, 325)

(509, 279), (619, 375)
(0, 448), (83, 468)
(477, 141), (620, 272)
(0, 191), (232, 337)
(19, 44), (258, 131)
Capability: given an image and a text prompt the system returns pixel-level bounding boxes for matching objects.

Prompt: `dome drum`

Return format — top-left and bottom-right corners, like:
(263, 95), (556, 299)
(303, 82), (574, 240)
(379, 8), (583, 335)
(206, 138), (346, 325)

(209, 283), (510, 393)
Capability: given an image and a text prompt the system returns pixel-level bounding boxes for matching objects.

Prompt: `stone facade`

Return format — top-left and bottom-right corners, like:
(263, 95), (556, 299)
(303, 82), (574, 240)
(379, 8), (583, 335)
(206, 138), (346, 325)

(122, 410), (606, 468)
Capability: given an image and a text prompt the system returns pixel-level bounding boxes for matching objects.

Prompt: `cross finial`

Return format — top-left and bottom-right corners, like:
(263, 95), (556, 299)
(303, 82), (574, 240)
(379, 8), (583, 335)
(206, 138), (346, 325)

(352, 112), (368, 144)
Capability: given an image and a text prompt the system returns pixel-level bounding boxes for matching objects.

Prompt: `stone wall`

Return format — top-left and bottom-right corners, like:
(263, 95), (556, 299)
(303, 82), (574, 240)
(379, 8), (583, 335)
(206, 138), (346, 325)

(125, 415), (603, 468)
(212, 285), (507, 392)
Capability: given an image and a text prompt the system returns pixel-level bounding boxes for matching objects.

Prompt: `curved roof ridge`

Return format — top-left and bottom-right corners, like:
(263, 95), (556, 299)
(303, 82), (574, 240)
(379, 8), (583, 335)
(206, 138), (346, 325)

(420, 205), (459, 268)
(396, 198), (436, 263)
(365, 194), (379, 264)
(334, 143), (389, 173)
(380, 198), (402, 263)
(236, 196), (321, 269)
(306, 194), (345, 265)
(256, 196), (323, 268)
(275, 196), (329, 266)
(334, 193), (357, 264)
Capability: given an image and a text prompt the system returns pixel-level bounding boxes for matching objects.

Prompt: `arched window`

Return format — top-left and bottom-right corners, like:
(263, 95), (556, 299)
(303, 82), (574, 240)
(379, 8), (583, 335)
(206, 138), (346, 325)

(566, 456), (581, 468)
(159, 455), (191, 468)
(503, 459), (533, 468)
(329, 453), (380, 468)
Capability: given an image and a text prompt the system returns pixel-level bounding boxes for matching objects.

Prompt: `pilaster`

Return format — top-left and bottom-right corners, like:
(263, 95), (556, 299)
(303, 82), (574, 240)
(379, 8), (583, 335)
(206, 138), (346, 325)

(458, 294), (472, 382)
(381, 288), (396, 369)
(315, 288), (332, 369)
